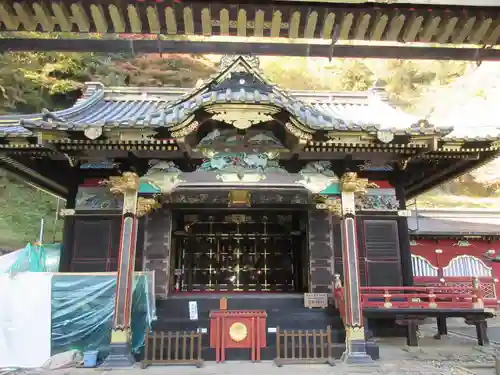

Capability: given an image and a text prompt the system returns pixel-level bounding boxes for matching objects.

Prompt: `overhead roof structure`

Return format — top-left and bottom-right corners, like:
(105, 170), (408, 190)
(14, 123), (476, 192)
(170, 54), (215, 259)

(408, 208), (500, 236)
(1, 1), (500, 58)
(0, 55), (499, 199)
(0, 56), (482, 140)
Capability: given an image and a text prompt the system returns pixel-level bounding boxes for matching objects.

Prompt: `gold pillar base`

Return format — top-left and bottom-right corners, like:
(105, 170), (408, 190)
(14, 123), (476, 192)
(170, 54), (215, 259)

(101, 327), (135, 368)
(110, 327), (132, 344)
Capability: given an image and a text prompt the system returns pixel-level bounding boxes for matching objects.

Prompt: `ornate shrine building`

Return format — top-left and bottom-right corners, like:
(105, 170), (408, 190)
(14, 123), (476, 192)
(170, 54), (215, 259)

(409, 209), (500, 303)
(0, 55), (499, 365)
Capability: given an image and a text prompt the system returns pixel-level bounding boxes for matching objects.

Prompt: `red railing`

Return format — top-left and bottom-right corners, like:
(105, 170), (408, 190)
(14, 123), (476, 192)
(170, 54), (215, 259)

(414, 276), (497, 301)
(333, 276), (498, 312)
(361, 285), (482, 309)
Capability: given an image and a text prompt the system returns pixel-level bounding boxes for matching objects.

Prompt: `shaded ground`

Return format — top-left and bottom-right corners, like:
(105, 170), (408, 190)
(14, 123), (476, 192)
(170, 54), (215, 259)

(4, 318), (500, 375)
(6, 335), (496, 375)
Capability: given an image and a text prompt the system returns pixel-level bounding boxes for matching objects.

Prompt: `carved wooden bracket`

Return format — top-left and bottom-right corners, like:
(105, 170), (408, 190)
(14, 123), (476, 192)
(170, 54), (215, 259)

(136, 196), (161, 218)
(102, 172), (140, 195)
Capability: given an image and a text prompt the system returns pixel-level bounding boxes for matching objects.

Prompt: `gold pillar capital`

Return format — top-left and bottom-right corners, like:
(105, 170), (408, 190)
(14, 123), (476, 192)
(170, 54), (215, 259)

(104, 172), (140, 195)
(136, 196), (161, 218)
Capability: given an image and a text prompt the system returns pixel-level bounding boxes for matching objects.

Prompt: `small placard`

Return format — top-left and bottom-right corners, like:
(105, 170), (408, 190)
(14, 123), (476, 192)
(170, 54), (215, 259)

(188, 301), (199, 321)
(304, 293), (328, 309)
(197, 327), (207, 333)
(267, 327), (277, 333)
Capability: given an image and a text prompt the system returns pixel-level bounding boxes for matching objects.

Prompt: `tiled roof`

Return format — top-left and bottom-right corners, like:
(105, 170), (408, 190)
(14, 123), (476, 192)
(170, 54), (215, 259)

(12, 85), (442, 134)
(421, 63), (500, 141)
(1, 57), (450, 138)
(408, 208), (500, 235)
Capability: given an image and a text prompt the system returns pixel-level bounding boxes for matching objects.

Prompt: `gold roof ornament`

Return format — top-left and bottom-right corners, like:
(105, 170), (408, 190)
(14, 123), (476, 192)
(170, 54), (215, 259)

(206, 105), (277, 130)
(102, 172), (140, 195)
(220, 55), (260, 70)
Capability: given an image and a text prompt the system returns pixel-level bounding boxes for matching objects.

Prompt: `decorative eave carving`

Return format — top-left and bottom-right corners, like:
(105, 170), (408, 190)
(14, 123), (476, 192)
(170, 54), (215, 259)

(285, 117), (315, 141)
(106, 129), (158, 142)
(296, 161), (339, 194)
(326, 131), (374, 144)
(36, 130), (69, 142)
(355, 195), (400, 211)
(440, 141), (464, 151)
(205, 104), (279, 130)
(102, 172), (140, 195)
(315, 196), (342, 217)
(136, 197), (160, 217)
(284, 122), (313, 141)
(171, 121), (199, 139)
(168, 115), (199, 139)
(409, 135), (438, 151)
(140, 160), (185, 195)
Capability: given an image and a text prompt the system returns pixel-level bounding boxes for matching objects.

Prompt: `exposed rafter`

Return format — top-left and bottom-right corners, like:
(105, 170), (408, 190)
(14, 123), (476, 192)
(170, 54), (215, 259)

(1, 1), (500, 47)
(2, 38), (500, 61)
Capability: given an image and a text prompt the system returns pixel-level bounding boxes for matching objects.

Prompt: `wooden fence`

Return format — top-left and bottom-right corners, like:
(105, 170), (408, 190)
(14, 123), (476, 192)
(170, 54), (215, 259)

(274, 326), (335, 366)
(141, 329), (204, 368)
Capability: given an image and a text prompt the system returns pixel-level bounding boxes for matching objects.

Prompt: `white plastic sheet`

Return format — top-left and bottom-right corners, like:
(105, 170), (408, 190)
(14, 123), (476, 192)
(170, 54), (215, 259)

(0, 273), (52, 368)
(0, 250), (22, 274)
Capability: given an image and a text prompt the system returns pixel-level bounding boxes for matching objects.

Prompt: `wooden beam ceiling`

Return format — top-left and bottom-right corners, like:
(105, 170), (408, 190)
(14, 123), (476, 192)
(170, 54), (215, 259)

(2, 38), (500, 60)
(0, 1), (500, 46)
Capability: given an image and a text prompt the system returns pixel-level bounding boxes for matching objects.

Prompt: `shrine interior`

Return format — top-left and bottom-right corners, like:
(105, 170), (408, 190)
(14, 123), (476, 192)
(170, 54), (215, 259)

(171, 210), (308, 294)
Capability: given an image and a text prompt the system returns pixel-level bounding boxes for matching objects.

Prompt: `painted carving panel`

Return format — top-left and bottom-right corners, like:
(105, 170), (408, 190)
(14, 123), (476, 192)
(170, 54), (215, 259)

(75, 186), (123, 210)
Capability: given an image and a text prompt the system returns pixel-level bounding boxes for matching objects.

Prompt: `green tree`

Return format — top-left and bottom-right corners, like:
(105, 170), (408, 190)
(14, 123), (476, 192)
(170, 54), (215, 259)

(0, 176), (62, 249)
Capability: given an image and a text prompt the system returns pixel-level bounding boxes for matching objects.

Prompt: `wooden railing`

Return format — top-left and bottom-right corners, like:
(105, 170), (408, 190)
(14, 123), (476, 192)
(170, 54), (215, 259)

(141, 329), (204, 368)
(361, 286), (483, 309)
(414, 276), (497, 301)
(274, 326), (335, 367)
(333, 277), (497, 311)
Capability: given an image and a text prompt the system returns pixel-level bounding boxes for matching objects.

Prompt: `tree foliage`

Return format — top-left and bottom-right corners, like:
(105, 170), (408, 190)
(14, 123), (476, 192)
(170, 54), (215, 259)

(0, 176), (62, 249)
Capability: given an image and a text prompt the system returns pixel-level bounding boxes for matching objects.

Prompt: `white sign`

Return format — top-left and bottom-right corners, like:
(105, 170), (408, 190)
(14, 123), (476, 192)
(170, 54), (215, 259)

(398, 210), (412, 217)
(267, 327), (277, 333)
(188, 301), (199, 321)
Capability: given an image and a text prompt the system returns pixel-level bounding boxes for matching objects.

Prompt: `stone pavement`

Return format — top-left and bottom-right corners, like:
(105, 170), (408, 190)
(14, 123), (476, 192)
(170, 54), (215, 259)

(8, 321), (500, 375)
(14, 335), (496, 375)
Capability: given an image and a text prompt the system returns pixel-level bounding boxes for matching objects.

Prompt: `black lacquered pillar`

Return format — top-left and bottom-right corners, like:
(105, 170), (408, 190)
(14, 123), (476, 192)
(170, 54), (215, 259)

(101, 172), (140, 368)
(339, 173), (373, 364)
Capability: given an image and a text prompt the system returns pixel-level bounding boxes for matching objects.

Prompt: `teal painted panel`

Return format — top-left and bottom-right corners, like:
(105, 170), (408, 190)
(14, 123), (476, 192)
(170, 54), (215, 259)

(320, 183), (341, 195)
(139, 182), (160, 194)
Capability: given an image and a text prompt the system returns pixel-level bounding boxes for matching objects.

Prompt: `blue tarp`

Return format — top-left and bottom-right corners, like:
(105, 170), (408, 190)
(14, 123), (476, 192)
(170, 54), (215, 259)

(7, 243), (61, 273)
(51, 274), (154, 355)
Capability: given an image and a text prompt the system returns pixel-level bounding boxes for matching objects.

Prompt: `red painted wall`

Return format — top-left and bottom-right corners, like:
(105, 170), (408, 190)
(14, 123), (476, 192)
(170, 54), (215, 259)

(411, 238), (500, 300)
(410, 239), (500, 269)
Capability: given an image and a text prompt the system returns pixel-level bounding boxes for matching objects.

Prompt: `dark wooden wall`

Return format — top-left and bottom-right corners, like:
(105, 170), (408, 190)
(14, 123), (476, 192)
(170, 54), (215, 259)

(308, 210), (335, 294)
(334, 217), (403, 287)
(60, 215), (144, 273)
(143, 207), (173, 299)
